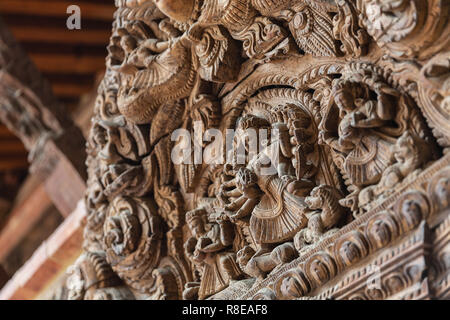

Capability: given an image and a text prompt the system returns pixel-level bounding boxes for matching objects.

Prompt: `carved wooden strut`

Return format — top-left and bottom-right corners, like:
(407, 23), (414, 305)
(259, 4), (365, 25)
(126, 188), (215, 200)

(67, 0), (450, 300)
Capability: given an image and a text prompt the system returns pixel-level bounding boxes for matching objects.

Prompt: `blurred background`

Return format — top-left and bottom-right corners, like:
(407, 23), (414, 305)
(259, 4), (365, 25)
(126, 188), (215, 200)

(0, 0), (115, 299)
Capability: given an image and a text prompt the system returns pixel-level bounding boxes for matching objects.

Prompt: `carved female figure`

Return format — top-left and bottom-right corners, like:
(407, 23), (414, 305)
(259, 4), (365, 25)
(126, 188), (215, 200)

(319, 64), (439, 212)
(319, 76), (408, 210)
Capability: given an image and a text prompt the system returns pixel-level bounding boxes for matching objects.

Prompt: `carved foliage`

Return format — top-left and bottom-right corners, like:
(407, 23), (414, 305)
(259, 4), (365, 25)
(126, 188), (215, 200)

(74, 0), (450, 301)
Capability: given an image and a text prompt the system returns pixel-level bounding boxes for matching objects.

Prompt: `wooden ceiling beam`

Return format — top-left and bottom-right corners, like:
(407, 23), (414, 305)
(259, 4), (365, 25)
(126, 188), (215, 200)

(0, 200), (85, 300)
(0, 141), (27, 154)
(0, 157), (29, 171)
(0, 183), (52, 263)
(0, 126), (16, 138)
(21, 42), (107, 56)
(9, 26), (111, 45)
(0, 18), (88, 216)
(0, 0), (115, 21)
(52, 83), (93, 98)
(29, 53), (106, 74)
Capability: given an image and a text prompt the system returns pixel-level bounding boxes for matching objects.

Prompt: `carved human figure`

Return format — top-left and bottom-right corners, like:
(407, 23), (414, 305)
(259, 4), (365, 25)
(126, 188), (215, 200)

(322, 82), (396, 153)
(435, 177), (450, 209)
(183, 208), (242, 300)
(66, 252), (134, 300)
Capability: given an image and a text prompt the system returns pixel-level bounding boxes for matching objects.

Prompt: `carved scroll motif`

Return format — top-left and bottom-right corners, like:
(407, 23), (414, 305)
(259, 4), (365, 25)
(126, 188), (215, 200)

(72, 0), (450, 300)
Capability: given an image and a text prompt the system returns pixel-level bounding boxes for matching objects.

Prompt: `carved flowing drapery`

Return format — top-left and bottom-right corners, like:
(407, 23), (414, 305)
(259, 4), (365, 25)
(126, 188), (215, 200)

(69, 0), (450, 300)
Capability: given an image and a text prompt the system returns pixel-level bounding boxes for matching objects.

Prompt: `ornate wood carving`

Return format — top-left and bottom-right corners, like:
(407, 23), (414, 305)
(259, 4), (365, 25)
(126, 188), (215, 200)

(72, 0), (450, 300)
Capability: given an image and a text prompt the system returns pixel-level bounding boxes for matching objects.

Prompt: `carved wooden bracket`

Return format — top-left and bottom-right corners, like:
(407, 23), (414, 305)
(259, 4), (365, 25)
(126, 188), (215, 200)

(68, 0), (450, 300)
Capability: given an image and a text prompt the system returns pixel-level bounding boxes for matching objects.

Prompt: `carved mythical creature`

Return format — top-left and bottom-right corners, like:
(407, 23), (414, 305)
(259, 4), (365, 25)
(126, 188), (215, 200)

(294, 185), (347, 251)
(153, 0), (289, 60)
(109, 18), (195, 124)
(359, 131), (432, 207)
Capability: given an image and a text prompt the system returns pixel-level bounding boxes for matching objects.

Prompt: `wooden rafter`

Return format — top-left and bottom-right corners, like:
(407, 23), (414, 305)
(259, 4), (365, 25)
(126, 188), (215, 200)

(29, 53), (106, 74)
(0, 200), (86, 300)
(0, 183), (52, 263)
(10, 26), (111, 45)
(0, 0), (115, 21)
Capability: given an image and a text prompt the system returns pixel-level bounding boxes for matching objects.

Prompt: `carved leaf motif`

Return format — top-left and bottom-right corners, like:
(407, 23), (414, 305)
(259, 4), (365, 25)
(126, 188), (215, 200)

(288, 6), (338, 57)
(333, 0), (369, 57)
(235, 16), (289, 60)
(192, 25), (242, 83)
(149, 100), (185, 146)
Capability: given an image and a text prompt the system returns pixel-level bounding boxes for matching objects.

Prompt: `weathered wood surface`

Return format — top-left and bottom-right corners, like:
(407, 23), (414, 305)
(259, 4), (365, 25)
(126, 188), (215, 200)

(0, 0), (447, 300)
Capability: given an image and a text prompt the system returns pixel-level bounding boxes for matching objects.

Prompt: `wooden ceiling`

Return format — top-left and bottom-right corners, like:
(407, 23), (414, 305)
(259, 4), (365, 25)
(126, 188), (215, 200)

(0, 0), (115, 172)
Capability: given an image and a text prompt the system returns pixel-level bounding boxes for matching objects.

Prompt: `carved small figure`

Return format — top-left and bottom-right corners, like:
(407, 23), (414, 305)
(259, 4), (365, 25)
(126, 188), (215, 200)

(236, 243), (297, 279)
(294, 185), (347, 251)
(183, 208), (242, 300)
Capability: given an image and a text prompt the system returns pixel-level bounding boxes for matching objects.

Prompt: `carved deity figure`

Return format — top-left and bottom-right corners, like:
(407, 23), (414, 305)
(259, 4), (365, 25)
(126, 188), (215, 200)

(321, 81), (396, 156)
(319, 69), (435, 212)
(215, 113), (317, 279)
(221, 114), (314, 246)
